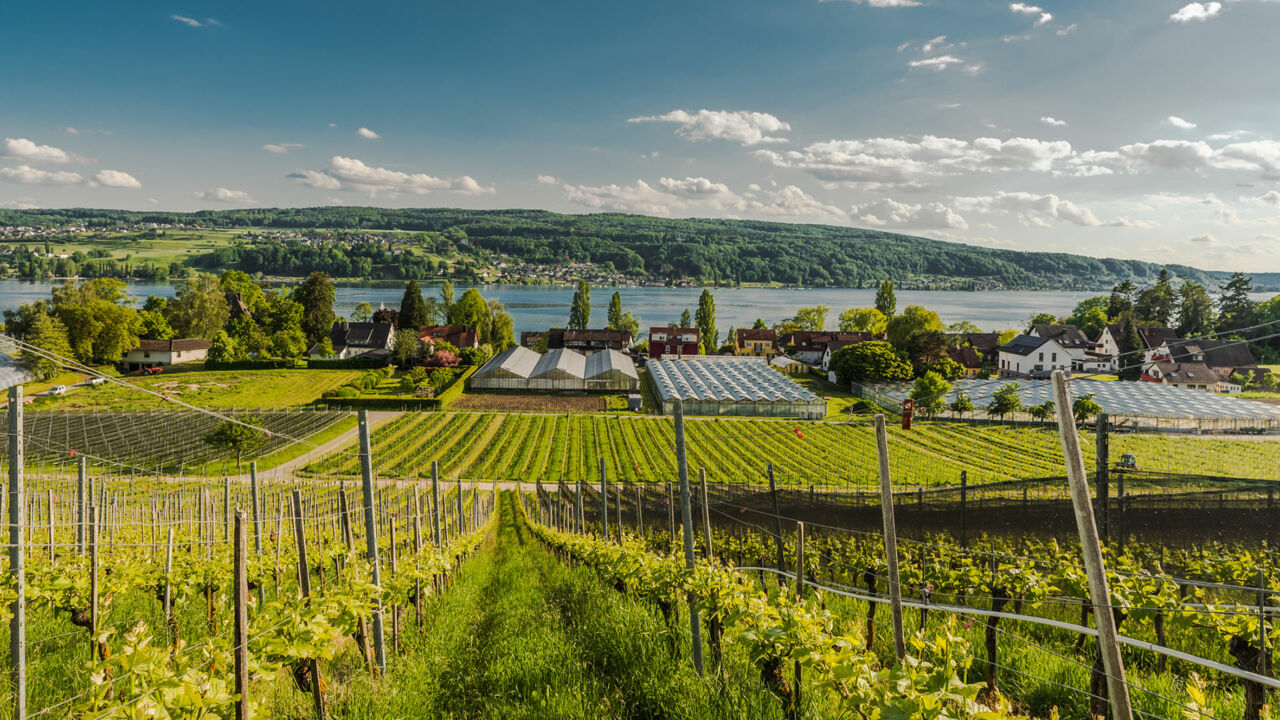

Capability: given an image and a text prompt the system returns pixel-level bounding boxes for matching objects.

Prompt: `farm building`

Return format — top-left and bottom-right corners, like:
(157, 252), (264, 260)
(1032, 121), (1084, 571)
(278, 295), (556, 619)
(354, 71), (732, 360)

(647, 356), (825, 419)
(470, 347), (639, 392)
(122, 338), (211, 370)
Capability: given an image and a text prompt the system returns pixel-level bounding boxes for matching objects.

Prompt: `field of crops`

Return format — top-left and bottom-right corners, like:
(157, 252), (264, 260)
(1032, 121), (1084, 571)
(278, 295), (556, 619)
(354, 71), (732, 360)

(1, 409), (350, 474)
(305, 412), (1280, 486)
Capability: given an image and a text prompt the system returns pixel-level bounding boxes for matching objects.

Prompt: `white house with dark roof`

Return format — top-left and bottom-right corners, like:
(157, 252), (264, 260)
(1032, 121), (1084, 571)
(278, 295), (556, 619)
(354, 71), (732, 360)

(308, 321), (396, 361)
(998, 334), (1071, 378)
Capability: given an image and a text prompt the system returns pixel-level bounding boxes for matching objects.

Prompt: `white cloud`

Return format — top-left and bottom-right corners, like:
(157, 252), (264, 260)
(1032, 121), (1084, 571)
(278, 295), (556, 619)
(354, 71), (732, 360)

(1002, 34), (1031, 42)
(896, 41), (913, 52)
(1209, 130), (1253, 141)
(262, 142), (302, 154)
(955, 192), (1148, 228)
(1216, 140), (1280, 178)
(823, 0), (925, 6)
(0, 200), (39, 210)
(657, 176), (747, 211)
(534, 174), (560, 185)
(65, 127), (79, 135)
(1247, 190), (1280, 207)
(93, 170), (141, 188)
(1169, 2), (1222, 22)
(921, 35), (949, 54)
(171, 14), (203, 27)
(756, 135), (1074, 186)
(627, 109), (790, 146)
(562, 179), (680, 216)
(909, 55), (967, 71)
(1166, 115), (1197, 129)
(1010, 2), (1043, 14)
(1040, 116), (1068, 127)
(195, 187), (255, 203)
(1188, 233), (1219, 244)
(0, 165), (85, 186)
(1056, 23), (1077, 35)
(852, 198), (968, 229)
(356, 127), (381, 140)
(289, 156), (494, 196)
(4, 137), (75, 164)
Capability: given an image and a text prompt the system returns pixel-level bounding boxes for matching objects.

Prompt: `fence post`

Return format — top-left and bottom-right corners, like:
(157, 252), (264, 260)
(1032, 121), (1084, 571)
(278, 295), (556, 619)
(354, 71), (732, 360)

(794, 520), (805, 711)
(164, 528), (176, 648)
(90, 504), (98, 660)
(636, 483), (643, 534)
(358, 410), (387, 675)
(431, 461), (441, 548)
(767, 464), (785, 578)
(699, 468), (713, 561)
(599, 458), (608, 541)
(1095, 412), (1110, 542)
(1052, 372), (1134, 720)
(8, 386), (25, 720)
(291, 490), (327, 720)
(233, 510), (249, 720)
(874, 414), (906, 660)
(666, 480), (675, 551)
(959, 470), (968, 548)
(223, 477), (231, 542)
(77, 455), (86, 556)
(674, 398), (704, 676)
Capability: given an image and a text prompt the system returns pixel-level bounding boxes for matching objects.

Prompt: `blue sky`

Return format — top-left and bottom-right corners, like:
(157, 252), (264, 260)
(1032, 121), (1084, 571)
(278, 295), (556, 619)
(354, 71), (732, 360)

(3, 0), (1280, 270)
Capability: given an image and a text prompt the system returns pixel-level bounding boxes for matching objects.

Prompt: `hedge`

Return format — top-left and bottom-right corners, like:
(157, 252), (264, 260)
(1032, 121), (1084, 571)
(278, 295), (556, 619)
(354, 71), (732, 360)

(204, 358), (303, 371)
(320, 365), (477, 411)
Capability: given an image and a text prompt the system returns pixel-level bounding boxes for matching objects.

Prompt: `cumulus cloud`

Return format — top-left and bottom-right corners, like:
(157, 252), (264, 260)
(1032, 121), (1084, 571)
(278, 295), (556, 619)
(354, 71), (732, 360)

(195, 187), (255, 203)
(171, 14), (203, 26)
(4, 137), (76, 164)
(909, 55), (968, 71)
(1166, 115), (1198, 129)
(262, 142), (302, 154)
(1188, 233), (1219, 244)
(289, 156), (494, 197)
(1040, 116), (1067, 127)
(0, 200), (39, 210)
(534, 174), (560, 185)
(0, 165), (86, 186)
(355, 127), (381, 140)
(852, 198), (968, 229)
(627, 109), (790, 146)
(561, 179), (680, 216)
(755, 135), (1074, 186)
(93, 170), (141, 188)
(905, 35), (980, 74)
(823, 0), (925, 6)
(65, 127), (79, 135)
(1009, 3), (1052, 24)
(1169, 2), (1222, 22)
(954, 192), (1147, 228)
(1056, 23), (1077, 35)
(1247, 190), (1280, 207)
(657, 177), (746, 211)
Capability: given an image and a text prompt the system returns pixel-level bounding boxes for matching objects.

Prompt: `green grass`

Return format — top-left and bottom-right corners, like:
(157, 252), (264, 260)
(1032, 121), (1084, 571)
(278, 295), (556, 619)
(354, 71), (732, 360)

(30, 368), (363, 410)
(306, 493), (785, 719)
(209, 413), (358, 475)
(10, 229), (241, 267)
(790, 372), (869, 420)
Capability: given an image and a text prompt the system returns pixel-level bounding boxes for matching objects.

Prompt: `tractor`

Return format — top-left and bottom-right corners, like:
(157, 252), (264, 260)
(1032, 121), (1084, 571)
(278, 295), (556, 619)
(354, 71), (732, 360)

(1114, 453), (1138, 471)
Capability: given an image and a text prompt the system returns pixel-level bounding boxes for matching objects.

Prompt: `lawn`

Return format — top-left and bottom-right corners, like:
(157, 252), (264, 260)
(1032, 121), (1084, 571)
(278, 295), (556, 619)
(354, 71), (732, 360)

(789, 371), (873, 420)
(29, 368), (362, 410)
(14, 229), (242, 268)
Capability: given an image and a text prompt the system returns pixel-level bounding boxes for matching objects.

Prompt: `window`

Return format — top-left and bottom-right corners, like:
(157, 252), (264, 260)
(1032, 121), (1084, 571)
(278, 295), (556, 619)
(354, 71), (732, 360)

(1051, 352), (1057, 362)
(1038, 352), (1044, 361)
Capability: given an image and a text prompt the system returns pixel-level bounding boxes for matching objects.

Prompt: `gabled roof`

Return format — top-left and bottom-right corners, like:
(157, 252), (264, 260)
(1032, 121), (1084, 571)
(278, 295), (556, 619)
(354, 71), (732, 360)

(330, 321), (394, 350)
(947, 346), (983, 369)
(1101, 324), (1179, 349)
(585, 349), (638, 380)
(1152, 361), (1227, 385)
(1164, 338), (1257, 369)
(135, 338), (211, 352)
(420, 325), (478, 349)
(649, 327), (700, 337)
(1031, 324), (1089, 349)
(736, 328), (776, 343)
(792, 331), (873, 351)
(948, 332), (1002, 352)
(562, 328), (633, 345)
(531, 348), (587, 379)
(475, 345), (541, 379)
(999, 334), (1056, 357)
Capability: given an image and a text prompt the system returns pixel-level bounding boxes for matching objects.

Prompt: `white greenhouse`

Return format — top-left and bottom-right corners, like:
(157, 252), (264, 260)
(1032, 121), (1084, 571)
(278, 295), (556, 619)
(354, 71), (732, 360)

(470, 346), (639, 393)
(648, 356), (826, 419)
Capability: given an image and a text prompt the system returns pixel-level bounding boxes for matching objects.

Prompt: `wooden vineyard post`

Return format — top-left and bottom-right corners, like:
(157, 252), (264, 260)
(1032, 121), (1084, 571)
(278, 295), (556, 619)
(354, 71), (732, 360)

(291, 490), (327, 720)
(959, 470), (968, 548)
(599, 458), (608, 541)
(615, 483), (622, 540)
(164, 528), (176, 649)
(431, 462), (442, 548)
(575, 478), (584, 534)
(768, 465), (785, 581)
(873, 415), (906, 660)
(358, 410), (387, 675)
(699, 469), (713, 560)
(8, 385), (25, 720)
(673, 398), (704, 676)
(413, 489), (424, 629)
(90, 505), (99, 660)
(77, 455), (86, 556)
(636, 483), (643, 534)
(250, 462), (263, 605)
(46, 489), (54, 563)
(456, 481), (465, 535)
(389, 519), (401, 654)
(794, 521), (806, 712)
(1051, 372), (1134, 720)
(223, 476), (231, 542)
(233, 510), (249, 720)
(666, 480), (675, 552)
(1095, 412), (1110, 542)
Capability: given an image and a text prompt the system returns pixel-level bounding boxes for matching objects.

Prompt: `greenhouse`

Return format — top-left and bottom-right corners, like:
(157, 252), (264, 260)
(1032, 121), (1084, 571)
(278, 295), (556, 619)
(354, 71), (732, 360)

(470, 346), (639, 392)
(860, 377), (1280, 433)
(648, 356), (826, 419)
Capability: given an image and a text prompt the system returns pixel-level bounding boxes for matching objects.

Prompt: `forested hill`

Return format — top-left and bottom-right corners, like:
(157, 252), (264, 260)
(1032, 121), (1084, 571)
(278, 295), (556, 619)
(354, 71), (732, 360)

(0, 206), (1238, 290)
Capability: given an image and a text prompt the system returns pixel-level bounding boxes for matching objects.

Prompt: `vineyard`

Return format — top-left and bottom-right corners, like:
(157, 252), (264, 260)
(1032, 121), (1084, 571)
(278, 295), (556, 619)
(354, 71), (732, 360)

(303, 411), (1280, 487)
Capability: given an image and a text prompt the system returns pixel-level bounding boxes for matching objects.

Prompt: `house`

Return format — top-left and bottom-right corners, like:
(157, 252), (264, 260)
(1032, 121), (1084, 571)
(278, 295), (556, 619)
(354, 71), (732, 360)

(419, 325), (479, 351)
(520, 328), (632, 354)
(1145, 338), (1264, 386)
(122, 338), (211, 370)
(1095, 325), (1180, 373)
(734, 328), (777, 358)
(790, 331), (873, 364)
(648, 327), (700, 359)
(1145, 361), (1239, 393)
(820, 339), (866, 372)
(225, 291), (252, 322)
(997, 335), (1071, 378)
(946, 346), (984, 379)
(947, 332), (1002, 365)
(308, 321), (396, 361)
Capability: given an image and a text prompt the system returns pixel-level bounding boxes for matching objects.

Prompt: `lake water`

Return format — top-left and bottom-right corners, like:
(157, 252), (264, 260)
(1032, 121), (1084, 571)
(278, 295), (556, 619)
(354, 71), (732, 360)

(0, 279), (1271, 335)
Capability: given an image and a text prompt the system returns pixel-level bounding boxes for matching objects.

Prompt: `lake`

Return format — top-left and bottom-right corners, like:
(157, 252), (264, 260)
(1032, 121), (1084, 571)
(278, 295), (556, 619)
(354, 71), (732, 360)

(0, 279), (1270, 335)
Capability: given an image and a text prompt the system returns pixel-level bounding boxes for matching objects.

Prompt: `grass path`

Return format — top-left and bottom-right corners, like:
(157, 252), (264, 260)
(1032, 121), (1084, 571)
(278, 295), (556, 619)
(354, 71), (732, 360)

(324, 493), (783, 719)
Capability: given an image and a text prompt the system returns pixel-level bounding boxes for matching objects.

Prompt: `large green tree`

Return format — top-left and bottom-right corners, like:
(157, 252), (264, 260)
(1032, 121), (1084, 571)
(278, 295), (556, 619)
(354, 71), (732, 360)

(20, 311), (73, 380)
(1107, 279), (1136, 320)
(885, 305), (944, 349)
(828, 341), (913, 384)
(168, 273), (230, 340)
(838, 307), (887, 334)
(293, 272), (337, 345)
(607, 292), (623, 329)
(398, 279), (429, 330)
(695, 289), (717, 353)
(910, 371), (951, 418)
(788, 305), (829, 332)
(1066, 297), (1110, 339)
(1217, 272), (1256, 335)
(1135, 269), (1175, 326)
(1176, 280), (1216, 338)
(51, 278), (142, 364)
(569, 279), (591, 329)
(875, 281), (896, 317)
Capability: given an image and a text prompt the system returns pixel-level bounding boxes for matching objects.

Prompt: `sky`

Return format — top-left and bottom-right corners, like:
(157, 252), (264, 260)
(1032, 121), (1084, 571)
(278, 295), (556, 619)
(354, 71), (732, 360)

(3, 0), (1280, 271)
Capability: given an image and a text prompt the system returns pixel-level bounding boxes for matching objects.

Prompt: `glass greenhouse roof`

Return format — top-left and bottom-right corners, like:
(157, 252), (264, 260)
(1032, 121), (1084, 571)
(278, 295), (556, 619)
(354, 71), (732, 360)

(648, 357), (822, 404)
